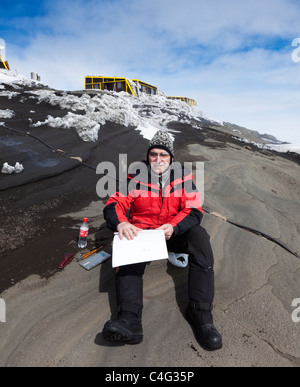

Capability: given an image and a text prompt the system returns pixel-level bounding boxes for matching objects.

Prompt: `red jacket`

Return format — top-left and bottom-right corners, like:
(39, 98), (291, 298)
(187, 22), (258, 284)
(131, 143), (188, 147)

(104, 161), (203, 236)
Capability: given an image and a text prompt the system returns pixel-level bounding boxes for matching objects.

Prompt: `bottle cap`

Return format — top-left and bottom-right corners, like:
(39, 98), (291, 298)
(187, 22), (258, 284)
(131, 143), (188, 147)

(83, 218), (88, 222)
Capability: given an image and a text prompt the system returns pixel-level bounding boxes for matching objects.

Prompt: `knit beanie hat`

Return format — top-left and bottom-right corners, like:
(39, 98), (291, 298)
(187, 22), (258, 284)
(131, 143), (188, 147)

(147, 130), (174, 161)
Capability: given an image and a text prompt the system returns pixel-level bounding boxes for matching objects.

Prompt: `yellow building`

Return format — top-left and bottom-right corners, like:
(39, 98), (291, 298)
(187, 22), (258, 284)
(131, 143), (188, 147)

(166, 96), (197, 107)
(0, 38), (10, 70)
(84, 75), (197, 107)
(84, 76), (157, 97)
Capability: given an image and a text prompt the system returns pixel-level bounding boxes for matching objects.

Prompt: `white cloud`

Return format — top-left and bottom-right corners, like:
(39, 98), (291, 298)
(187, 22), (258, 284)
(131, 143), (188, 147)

(139, 0), (300, 46)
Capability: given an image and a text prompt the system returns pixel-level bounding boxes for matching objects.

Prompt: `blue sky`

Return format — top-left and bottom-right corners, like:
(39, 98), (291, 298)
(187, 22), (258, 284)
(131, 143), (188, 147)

(1, 0), (300, 143)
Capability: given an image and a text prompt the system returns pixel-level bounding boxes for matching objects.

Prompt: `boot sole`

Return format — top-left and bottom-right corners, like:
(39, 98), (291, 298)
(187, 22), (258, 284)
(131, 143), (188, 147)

(102, 325), (143, 345)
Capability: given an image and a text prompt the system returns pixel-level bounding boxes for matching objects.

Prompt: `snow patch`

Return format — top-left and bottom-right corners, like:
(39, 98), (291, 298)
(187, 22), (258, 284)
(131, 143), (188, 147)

(1, 162), (24, 174)
(0, 109), (15, 119)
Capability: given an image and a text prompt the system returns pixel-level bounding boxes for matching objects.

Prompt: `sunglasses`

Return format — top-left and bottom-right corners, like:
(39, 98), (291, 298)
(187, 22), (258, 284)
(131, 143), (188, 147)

(149, 151), (170, 159)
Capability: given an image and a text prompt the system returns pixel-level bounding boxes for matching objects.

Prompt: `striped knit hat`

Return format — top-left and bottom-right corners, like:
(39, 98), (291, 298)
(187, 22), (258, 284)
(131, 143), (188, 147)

(147, 130), (174, 160)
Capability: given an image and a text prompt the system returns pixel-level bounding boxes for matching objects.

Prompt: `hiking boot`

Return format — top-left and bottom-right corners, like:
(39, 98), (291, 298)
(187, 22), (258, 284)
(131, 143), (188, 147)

(102, 306), (143, 345)
(186, 304), (223, 351)
(103, 273), (144, 345)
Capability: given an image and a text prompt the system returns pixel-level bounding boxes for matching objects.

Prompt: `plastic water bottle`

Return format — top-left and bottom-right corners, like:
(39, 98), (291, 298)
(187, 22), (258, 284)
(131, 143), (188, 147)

(78, 218), (89, 248)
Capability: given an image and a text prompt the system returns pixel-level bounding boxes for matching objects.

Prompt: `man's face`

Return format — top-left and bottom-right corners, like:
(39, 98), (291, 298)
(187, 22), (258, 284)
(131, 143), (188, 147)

(149, 148), (171, 175)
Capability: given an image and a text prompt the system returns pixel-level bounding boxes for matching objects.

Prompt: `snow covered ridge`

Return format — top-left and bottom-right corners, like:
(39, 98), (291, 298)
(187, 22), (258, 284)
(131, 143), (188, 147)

(29, 89), (207, 142)
(1, 69), (299, 155)
(28, 89), (300, 154)
(0, 69), (213, 142)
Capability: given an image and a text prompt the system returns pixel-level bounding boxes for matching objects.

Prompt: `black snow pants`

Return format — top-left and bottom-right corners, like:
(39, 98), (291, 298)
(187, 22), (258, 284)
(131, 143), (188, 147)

(115, 225), (215, 324)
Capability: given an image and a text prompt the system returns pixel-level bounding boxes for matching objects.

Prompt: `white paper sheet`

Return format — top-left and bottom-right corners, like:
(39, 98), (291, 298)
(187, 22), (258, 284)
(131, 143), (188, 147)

(112, 229), (168, 268)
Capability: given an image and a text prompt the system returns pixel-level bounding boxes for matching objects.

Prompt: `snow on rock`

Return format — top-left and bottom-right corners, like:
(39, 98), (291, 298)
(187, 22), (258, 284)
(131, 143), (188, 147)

(29, 89), (205, 142)
(0, 109), (15, 119)
(1, 162), (24, 175)
(1, 163), (15, 174)
(34, 112), (101, 142)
